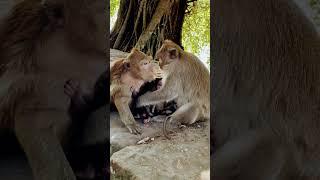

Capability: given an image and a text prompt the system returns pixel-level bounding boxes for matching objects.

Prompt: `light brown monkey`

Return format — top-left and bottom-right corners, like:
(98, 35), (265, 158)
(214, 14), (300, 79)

(0, 0), (107, 179)
(136, 40), (210, 139)
(213, 0), (320, 179)
(110, 48), (162, 134)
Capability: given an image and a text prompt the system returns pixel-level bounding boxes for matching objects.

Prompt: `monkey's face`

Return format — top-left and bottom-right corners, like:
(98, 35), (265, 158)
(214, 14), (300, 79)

(156, 40), (180, 67)
(127, 48), (162, 82)
(137, 57), (162, 82)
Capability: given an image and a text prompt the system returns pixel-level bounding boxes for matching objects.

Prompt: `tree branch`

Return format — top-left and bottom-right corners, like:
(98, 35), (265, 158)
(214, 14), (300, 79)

(135, 0), (173, 50)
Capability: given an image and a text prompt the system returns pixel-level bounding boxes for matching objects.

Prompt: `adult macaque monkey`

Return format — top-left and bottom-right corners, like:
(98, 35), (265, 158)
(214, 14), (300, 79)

(136, 40), (210, 139)
(0, 0), (107, 179)
(213, 0), (320, 179)
(111, 48), (162, 134)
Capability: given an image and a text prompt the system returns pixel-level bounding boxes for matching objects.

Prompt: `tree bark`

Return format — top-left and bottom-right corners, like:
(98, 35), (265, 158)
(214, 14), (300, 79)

(110, 0), (189, 56)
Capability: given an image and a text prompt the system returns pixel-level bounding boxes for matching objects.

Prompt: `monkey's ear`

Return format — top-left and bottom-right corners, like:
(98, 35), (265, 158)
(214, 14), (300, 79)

(128, 48), (144, 61)
(130, 48), (140, 54)
(168, 48), (178, 59)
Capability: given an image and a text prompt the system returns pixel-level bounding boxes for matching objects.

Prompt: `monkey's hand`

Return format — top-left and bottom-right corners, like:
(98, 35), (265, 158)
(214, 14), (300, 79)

(125, 122), (142, 135)
(114, 96), (142, 134)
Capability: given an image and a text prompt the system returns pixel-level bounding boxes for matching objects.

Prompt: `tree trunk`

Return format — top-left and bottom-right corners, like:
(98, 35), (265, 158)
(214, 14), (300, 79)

(110, 0), (189, 56)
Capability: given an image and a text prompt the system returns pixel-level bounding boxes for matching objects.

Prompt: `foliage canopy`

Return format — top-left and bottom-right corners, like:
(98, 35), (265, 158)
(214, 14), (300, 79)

(182, 0), (210, 57)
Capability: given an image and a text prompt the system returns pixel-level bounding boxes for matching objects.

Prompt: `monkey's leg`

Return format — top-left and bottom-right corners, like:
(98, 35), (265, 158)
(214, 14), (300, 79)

(14, 114), (76, 180)
(114, 96), (142, 134)
(163, 102), (199, 139)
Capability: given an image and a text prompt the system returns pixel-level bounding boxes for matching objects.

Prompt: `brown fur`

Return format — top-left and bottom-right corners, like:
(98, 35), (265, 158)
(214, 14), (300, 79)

(0, 0), (107, 179)
(110, 48), (162, 134)
(0, 0), (46, 128)
(136, 40), (210, 139)
(213, 0), (320, 179)
(111, 59), (128, 82)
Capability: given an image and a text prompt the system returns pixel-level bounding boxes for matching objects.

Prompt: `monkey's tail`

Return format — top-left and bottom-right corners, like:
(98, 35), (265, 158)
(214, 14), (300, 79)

(163, 115), (172, 139)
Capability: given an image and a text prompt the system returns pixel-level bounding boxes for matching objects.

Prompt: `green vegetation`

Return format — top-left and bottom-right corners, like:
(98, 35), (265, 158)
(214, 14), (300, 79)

(110, 0), (119, 17)
(182, 0), (210, 64)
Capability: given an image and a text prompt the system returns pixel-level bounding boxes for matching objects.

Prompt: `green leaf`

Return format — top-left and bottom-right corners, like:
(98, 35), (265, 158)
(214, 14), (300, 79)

(110, 0), (120, 17)
(182, 0), (210, 67)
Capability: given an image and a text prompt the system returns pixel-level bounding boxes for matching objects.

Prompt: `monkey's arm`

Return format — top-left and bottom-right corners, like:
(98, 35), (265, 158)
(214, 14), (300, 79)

(113, 94), (141, 134)
(15, 112), (76, 180)
(136, 80), (178, 107)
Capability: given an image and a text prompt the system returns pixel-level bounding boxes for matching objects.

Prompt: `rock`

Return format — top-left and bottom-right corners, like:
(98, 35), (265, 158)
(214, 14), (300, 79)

(200, 170), (210, 180)
(110, 112), (164, 155)
(110, 121), (210, 180)
(110, 49), (128, 62)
